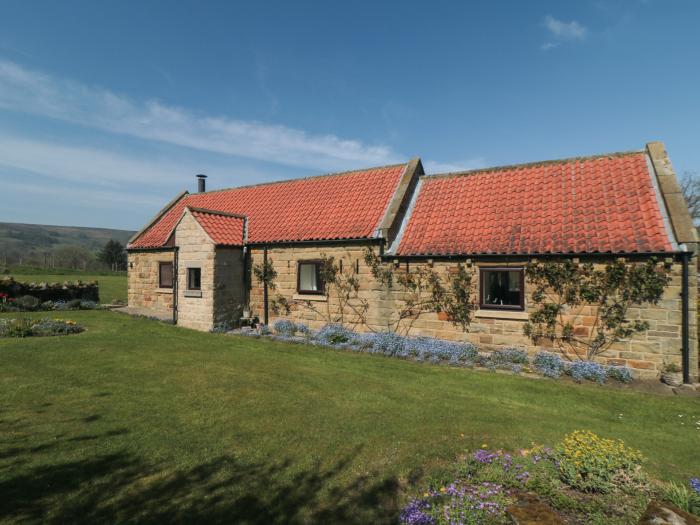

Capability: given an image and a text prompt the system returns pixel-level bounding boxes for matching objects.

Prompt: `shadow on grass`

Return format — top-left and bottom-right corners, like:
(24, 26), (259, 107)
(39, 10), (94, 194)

(0, 441), (400, 524)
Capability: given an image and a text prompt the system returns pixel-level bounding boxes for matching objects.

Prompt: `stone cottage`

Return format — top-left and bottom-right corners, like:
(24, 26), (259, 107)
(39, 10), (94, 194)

(127, 142), (698, 381)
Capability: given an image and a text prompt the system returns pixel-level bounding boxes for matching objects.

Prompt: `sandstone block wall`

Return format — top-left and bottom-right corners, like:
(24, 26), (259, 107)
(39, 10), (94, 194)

(249, 245), (698, 380)
(213, 247), (246, 327)
(127, 250), (175, 312)
(175, 212), (216, 331)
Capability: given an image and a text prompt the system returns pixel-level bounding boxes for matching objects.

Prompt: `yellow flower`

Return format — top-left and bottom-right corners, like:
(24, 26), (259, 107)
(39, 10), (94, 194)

(481, 443), (488, 449)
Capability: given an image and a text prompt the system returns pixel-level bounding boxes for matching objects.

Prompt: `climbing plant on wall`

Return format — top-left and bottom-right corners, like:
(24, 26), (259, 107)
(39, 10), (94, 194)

(252, 257), (291, 316)
(363, 248), (478, 335)
(523, 258), (672, 361)
(298, 254), (370, 328)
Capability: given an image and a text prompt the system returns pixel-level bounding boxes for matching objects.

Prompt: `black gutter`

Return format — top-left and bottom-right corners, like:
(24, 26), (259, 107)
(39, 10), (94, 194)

(681, 251), (691, 384)
(126, 247), (176, 253)
(383, 251), (678, 262)
(246, 237), (383, 249)
(263, 246), (269, 326)
(242, 245), (250, 318)
(172, 247), (179, 325)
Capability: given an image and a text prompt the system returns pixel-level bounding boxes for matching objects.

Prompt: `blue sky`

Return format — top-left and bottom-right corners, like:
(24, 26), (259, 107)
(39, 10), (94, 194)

(1, 0), (699, 230)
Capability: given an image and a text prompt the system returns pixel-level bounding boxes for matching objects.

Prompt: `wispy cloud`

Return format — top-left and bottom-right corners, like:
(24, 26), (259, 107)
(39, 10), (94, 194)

(423, 158), (487, 174)
(0, 60), (399, 172)
(0, 134), (187, 188)
(541, 15), (588, 50)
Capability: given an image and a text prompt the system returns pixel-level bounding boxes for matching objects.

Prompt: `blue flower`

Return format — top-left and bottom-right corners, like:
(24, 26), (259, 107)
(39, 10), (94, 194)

(273, 319), (297, 336)
(568, 360), (607, 384)
(399, 499), (434, 525)
(532, 352), (564, 378)
(606, 366), (633, 383)
(690, 477), (700, 495)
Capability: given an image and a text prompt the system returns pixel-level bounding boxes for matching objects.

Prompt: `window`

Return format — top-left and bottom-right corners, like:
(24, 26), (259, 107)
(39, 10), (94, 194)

(480, 268), (524, 310)
(297, 261), (324, 294)
(187, 267), (201, 290)
(159, 262), (173, 289)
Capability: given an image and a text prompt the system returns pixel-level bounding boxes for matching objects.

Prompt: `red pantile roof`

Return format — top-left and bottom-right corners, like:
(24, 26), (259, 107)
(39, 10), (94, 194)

(395, 152), (675, 256)
(129, 163), (408, 248)
(189, 208), (246, 246)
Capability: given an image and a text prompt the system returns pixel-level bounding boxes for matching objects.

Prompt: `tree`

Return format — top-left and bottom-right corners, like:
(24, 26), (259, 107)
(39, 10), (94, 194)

(98, 240), (127, 271)
(363, 248), (477, 334)
(53, 245), (96, 270)
(523, 258), (671, 361)
(680, 171), (700, 225)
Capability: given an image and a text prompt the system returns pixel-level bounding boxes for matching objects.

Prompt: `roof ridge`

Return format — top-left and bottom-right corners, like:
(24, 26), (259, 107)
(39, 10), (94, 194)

(188, 206), (247, 219)
(422, 149), (645, 180)
(195, 162), (408, 195)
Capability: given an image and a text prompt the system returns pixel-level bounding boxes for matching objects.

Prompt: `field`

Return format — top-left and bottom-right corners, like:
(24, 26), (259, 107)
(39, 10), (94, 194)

(0, 222), (133, 266)
(1, 311), (698, 524)
(6, 268), (127, 304)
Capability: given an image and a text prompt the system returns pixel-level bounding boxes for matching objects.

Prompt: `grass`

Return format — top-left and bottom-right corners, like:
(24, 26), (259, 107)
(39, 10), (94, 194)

(1, 311), (698, 524)
(3, 270), (126, 303)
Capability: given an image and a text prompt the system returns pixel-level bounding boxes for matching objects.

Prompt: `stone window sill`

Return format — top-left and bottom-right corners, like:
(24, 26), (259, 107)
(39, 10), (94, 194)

(293, 293), (327, 302)
(183, 290), (202, 298)
(156, 288), (173, 294)
(475, 309), (528, 321)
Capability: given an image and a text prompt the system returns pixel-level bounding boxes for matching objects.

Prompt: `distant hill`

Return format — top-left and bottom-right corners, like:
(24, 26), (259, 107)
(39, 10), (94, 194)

(0, 222), (135, 267)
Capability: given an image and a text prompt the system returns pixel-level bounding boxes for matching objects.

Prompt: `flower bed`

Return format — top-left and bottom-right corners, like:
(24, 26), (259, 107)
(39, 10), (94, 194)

(400, 431), (699, 524)
(0, 294), (99, 313)
(235, 321), (637, 385)
(0, 317), (85, 338)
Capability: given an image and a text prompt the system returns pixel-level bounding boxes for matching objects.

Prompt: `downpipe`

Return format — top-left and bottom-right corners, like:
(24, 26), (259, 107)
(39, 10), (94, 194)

(681, 251), (691, 384)
(263, 246), (269, 326)
(173, 247), (179, 325)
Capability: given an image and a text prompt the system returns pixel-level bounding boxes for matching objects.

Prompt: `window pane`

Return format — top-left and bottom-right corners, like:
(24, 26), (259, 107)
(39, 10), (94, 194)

(299, 263), (319, 292)
(482, 270), (522, 307)
(159, 263), (173, 288)
(188, 268), (201, 290)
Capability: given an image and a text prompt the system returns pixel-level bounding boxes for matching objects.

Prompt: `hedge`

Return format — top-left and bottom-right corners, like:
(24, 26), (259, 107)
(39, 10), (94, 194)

(0, 276), (99, 302)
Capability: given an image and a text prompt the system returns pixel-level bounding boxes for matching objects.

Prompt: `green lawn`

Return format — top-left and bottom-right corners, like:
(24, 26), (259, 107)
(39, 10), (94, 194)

(1, 311), (698, 524)
(5, 271), (127, 303)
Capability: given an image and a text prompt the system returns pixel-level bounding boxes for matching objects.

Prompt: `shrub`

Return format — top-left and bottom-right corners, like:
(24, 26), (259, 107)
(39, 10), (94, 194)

(532, 352), (564, 378)
(295, 323), (311, 336)
(568, 361), (607, 384)
(316, 323), (355, 345)
(406, 337), (478, 363)
(368, 331), (407, 356)
(487, 347), (529, 367)
(606, 366), (633, 383)
(556, 430), (646, 493)
(79, 300), (98, 310)
(273, 319), (297, 336)
(15, 295), (41, 311)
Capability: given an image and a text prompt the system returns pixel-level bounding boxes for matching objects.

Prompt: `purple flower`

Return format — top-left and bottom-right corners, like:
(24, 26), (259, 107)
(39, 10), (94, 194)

(400, 499), (435, 525)
(473, 449), (499, 464)
(691, 478), (700, 495)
